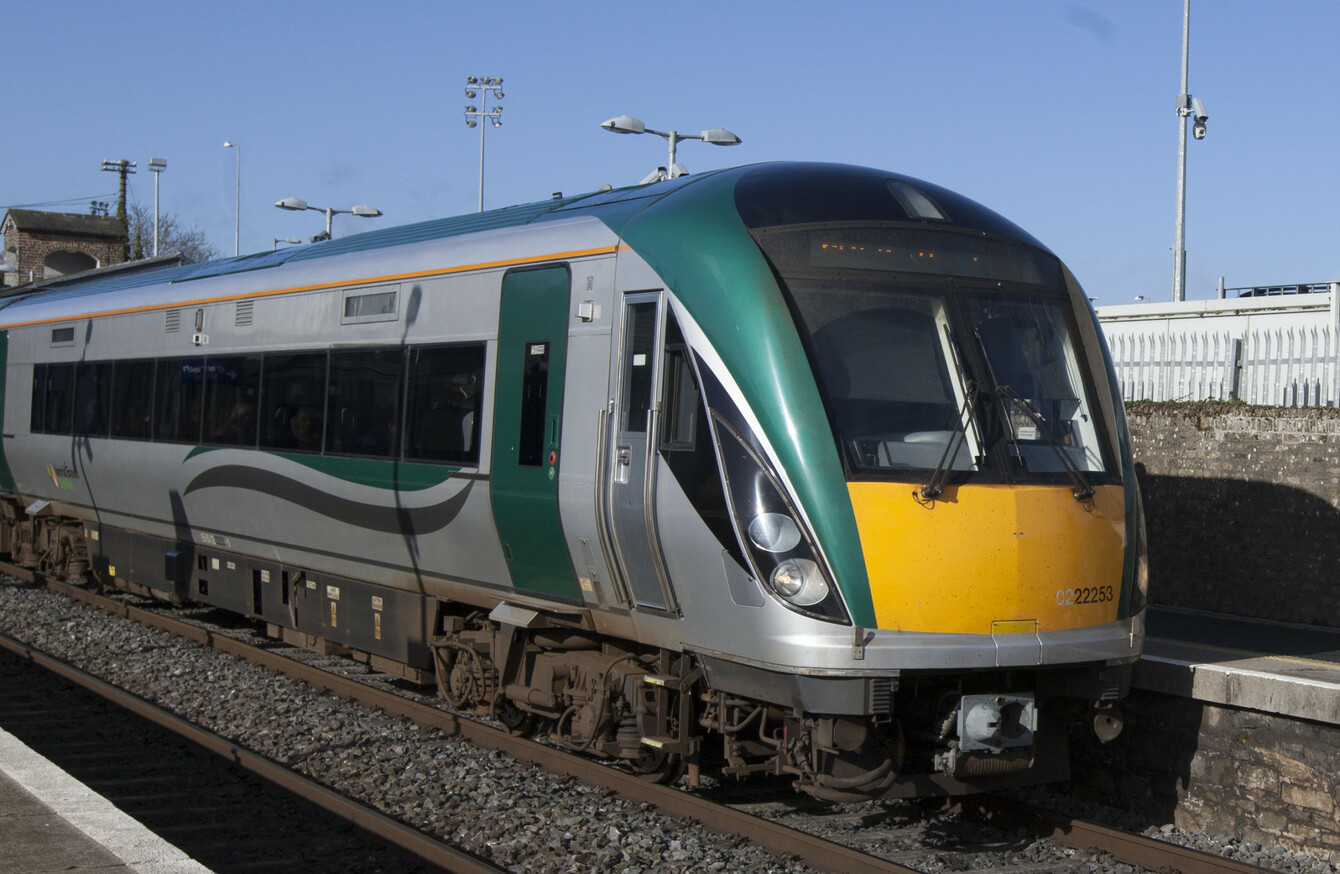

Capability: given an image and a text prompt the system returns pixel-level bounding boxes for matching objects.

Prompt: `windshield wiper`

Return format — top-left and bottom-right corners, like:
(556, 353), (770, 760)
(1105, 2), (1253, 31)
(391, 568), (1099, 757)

(995, 385), (1095, 501)
(918, 380), (978, 501)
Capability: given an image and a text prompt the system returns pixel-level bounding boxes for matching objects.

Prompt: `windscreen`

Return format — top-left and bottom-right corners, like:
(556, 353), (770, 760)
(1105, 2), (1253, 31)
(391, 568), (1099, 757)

(754, 224), (1115, 484)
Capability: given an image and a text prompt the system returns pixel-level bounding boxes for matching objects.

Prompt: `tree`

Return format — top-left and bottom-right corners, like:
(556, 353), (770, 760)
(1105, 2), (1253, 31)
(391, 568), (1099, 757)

(126, 201), (221, 264)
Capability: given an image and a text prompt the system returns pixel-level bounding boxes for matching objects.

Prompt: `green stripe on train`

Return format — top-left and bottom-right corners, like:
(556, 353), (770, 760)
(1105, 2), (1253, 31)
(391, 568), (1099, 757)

(185, 447), (456, 492)
(616, 170), (877, 628)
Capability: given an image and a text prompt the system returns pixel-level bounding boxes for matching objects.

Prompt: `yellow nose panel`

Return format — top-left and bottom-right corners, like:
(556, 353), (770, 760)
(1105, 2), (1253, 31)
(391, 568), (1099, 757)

(847, 482), (1126, 634)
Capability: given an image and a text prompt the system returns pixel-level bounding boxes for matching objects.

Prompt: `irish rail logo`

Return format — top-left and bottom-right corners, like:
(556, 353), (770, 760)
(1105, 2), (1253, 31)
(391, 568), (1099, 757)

(47, 464), (78, 491)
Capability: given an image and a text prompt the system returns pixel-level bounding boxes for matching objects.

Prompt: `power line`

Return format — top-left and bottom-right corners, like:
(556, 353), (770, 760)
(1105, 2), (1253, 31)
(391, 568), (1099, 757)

(1, 194), (120, 211)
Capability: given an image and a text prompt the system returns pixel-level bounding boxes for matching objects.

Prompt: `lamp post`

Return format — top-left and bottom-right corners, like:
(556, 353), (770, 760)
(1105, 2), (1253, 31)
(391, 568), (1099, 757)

(1172, 0), (1208, 302)
(147, 158), (167, 257)
(600, 115), (741, 183)
(464, 76), (504, 212)
(223, 141), (240, 256)
(274, 197), (382, 241)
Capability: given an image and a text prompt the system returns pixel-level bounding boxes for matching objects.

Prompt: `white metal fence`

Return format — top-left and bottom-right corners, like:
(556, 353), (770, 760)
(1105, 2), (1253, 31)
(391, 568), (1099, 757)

(1097, 284), (1340, 408)
(1106, 327), (1340, 406)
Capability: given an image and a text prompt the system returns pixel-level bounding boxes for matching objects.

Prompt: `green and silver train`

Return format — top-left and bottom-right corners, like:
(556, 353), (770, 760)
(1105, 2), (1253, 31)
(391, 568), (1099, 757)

(0, 163), (1145, 798)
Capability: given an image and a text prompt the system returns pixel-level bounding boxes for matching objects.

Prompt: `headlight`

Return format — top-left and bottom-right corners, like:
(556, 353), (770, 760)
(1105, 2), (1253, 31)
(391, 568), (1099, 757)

(769, 558), (829, 606)
(1131, 489), (1149, 615)
(713, 418), (849, 623)
(748, 513), (802, 553)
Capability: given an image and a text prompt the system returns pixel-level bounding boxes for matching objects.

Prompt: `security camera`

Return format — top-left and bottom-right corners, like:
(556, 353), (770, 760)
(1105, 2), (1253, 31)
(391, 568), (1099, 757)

(1191, 97), (1208, 138)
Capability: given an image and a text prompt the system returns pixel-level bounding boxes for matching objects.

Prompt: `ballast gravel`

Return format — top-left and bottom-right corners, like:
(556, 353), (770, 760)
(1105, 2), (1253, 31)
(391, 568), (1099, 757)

(0, 580), (812, 873)
(1, 578), (1336, 874)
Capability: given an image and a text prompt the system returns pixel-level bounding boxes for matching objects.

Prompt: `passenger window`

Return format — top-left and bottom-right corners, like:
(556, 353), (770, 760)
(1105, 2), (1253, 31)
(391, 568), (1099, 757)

(656, 313), (738, 564)
(517, 340), (550, 467)
(404, 345), (485, 464)
(73, 362), (113, 437)
(202, 356), (261, 447)
(33, 363), (75, 435)
(154, 359), (205, 443)
(29, 365), (46, 433)
(110, 360), (155, 440)
(325, 348), (405, 457)
(660, 315), (698, 451)
(259, 352), (327, 452)
(620, 302), (657, 433)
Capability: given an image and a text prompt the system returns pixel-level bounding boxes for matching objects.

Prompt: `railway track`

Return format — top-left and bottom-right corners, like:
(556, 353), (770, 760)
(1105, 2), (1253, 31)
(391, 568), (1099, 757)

(0, 645), (482, 873)
(0, 566), (1283, 874)
(0, 624), (504, 873)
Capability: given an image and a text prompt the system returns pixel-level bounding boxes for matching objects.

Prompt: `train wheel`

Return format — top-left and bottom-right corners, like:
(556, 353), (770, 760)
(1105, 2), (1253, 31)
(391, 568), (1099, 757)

(627, 747), (685, 784)
(498, 702), (536, 737)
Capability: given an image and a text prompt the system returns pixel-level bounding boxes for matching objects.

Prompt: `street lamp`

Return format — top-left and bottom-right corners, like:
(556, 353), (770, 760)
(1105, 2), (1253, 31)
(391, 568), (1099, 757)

(223, 141), (240, 257)
(274, 197), (383, 241)
(147, 158), (167, 257)
(464, 76), (504, 212)
(272, 237), (301, 250)
(1172, 0), (1209, 302)
(600, 115), (741, 183)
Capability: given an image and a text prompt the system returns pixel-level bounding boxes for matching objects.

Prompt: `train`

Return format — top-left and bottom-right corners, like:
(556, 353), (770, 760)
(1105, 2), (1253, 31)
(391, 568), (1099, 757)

(0, 162), (1145, 799)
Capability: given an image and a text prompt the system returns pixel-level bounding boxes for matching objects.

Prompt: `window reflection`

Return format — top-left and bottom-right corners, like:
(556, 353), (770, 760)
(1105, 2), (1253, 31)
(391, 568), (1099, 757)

(30, 343), (486, 468)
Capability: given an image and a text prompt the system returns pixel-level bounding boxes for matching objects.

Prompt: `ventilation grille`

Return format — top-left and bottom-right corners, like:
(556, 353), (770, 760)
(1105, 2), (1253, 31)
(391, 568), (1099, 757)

(235, 299), (254, 327)
(165, 309), (181, 333)
(868, 678), (895, 715)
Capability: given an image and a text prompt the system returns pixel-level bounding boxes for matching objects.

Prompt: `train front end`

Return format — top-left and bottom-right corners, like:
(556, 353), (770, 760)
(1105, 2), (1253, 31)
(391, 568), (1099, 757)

(623, 163), (1146, 798)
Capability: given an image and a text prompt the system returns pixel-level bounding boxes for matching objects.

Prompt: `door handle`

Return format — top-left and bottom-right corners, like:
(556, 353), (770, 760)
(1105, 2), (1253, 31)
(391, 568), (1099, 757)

(615, 446), (631, 484)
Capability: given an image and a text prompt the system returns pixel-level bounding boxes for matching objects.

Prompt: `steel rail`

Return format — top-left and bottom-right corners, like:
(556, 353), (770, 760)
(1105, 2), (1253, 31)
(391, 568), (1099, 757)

(0, 628), (505, 874)
(959, 795), (1277, 874)
(12, 568), (1278, 874)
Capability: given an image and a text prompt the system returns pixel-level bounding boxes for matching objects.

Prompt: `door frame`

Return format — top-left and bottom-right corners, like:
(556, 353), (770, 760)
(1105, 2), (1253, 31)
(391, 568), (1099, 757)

(599, 290), (678, 615)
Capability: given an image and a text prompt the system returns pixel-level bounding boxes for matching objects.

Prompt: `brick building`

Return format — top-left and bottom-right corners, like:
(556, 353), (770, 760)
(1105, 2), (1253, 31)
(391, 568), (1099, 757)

(1, 209), (127, 289)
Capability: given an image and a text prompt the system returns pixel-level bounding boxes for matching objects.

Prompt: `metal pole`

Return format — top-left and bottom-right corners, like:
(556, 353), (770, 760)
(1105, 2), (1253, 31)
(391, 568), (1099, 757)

(1331, 282), (1339, 406)
(465, 78), (502, 212)
(152, 171), (161, 257)
(1172, 0), (1190, 302)
(234, 143), (242, 256)
(225, 143), (241, 257)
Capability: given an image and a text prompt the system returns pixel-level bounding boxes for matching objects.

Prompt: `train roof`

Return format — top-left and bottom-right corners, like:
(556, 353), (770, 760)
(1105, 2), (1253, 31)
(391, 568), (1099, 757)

(0, 162), (1048, 322)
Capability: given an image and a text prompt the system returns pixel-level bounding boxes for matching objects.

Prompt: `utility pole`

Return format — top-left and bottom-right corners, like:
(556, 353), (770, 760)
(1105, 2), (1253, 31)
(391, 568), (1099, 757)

(102, 159), (137, 261)
(1172, 0), (1208, 302)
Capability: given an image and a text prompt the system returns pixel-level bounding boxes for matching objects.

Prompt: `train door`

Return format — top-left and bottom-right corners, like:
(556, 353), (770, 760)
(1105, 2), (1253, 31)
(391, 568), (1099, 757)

(489, 266), (581, 601)
(604, 292), (677, 613)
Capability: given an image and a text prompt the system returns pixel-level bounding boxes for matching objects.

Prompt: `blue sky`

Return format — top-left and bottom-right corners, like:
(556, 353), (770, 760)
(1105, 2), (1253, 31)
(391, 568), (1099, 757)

(6, 1), (1338, 305)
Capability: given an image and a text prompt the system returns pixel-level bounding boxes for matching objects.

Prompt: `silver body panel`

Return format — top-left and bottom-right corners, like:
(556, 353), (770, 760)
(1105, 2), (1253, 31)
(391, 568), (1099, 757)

(0, 208), (1140, 719)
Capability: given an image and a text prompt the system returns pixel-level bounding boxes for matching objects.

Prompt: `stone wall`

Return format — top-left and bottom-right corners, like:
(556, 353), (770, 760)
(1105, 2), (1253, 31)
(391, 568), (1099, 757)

(13, 228), (124, 282)
(1127, 401), (1340, 628)
(1070, 688), (1340, 863)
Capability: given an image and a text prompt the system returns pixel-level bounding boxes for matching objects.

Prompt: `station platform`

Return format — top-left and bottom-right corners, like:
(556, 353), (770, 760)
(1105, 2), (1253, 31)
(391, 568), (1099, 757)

(1138, 605), (1340, 725)
(0, 726), (211, 874)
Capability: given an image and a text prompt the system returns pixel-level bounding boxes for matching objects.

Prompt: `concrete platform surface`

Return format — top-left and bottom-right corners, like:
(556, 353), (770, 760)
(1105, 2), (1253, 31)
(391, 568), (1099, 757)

(1140, 606), (1340, 725)
(0, 726), (212, 874)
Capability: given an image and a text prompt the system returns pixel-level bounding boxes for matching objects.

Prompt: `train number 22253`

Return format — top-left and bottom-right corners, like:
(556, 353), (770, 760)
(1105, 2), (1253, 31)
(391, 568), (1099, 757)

(1056, 586), (1114, 606)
